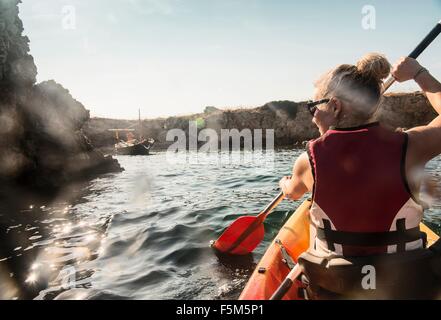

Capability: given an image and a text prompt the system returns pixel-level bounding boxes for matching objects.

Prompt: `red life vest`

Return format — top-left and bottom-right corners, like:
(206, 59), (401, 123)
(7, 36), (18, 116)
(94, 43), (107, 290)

(307, 122), (425, 257)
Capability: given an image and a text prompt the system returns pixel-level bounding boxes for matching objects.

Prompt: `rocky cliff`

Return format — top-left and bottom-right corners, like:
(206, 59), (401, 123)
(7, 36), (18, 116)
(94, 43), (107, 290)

(85, 92), (436, 152)
(0, 0), (122, 201)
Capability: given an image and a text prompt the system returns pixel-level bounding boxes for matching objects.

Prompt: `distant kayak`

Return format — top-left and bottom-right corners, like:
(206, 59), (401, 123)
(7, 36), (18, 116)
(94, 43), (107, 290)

(239, 199), (440, 300)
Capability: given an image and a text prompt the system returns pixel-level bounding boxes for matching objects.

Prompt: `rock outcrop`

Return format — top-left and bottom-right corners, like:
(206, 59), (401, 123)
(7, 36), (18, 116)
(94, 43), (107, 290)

(0, 0), (122, 200)
(85, 92), (436, 151)
(375, 92), (436, 130)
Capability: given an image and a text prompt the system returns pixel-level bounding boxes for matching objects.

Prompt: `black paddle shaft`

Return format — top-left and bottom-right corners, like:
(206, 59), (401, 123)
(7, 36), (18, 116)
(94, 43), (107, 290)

(408, 20), (441, 59)
(383, 19), (441, 93)
(270, 278), (293, 300)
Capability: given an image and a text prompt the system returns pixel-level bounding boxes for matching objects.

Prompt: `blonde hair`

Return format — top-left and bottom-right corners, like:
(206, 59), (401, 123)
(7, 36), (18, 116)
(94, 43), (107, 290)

(315, 53), (391, 120)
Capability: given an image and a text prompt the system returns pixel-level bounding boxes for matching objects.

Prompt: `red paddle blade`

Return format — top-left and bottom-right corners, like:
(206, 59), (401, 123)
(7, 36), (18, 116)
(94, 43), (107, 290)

(212, 216), (265, 255)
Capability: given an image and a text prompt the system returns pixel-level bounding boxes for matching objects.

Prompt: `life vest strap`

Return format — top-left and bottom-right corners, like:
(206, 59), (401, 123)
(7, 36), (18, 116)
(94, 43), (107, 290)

(315, 218), (424, 251)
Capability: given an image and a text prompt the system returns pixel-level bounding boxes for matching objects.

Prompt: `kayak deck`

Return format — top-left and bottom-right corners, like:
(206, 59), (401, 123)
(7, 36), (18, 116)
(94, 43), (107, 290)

(239, 199), (440, 300)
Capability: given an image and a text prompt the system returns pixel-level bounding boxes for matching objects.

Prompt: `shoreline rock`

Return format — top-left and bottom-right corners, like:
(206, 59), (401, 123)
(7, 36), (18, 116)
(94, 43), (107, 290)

(84, 92), (436, 152)
(0, 0), (122, 202)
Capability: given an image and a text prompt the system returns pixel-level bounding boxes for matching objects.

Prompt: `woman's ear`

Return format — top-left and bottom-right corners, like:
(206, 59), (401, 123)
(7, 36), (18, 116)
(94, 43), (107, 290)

(331, 98), (342, 118)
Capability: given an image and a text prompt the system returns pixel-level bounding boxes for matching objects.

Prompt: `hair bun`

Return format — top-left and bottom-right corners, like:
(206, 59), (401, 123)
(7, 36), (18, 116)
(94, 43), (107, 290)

(356, 53), (391, 82)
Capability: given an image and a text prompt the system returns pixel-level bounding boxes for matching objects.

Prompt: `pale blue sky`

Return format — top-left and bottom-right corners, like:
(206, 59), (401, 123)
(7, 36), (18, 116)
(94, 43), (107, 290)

(18, 0), (441, 119)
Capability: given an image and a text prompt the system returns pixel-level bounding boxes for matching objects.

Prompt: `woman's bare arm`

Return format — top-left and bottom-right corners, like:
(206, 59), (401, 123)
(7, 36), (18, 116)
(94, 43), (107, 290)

(414, 69), (441, 113)
(392, 57), (441, 164)
(279, 152), (312, 200)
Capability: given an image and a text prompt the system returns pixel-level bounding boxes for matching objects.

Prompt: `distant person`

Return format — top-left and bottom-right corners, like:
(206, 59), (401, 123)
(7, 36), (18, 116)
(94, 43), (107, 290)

(278, 53), (441, 299)
(126, 132), (136, 143)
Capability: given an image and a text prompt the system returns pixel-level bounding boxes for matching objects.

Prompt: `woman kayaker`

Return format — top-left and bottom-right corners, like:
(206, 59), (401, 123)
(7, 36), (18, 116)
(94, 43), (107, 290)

(277, 53), (441, 297)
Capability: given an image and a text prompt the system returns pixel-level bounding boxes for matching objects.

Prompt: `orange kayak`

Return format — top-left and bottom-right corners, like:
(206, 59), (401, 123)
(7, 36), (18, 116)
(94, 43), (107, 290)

(239, 199), (440, 300)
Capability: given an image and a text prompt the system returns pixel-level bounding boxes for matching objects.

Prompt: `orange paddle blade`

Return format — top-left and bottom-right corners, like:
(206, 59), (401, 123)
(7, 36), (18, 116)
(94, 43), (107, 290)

(212, 216), (265, 255)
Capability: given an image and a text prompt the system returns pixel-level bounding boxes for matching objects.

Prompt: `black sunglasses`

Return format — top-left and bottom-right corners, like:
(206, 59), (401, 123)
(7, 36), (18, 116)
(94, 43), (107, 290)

(306, 98), (330, 116)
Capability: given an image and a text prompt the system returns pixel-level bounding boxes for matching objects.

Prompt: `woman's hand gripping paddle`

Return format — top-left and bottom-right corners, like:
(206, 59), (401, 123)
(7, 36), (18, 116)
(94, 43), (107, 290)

(382, 19), (441, 93)
(211, 192), (285, 255)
